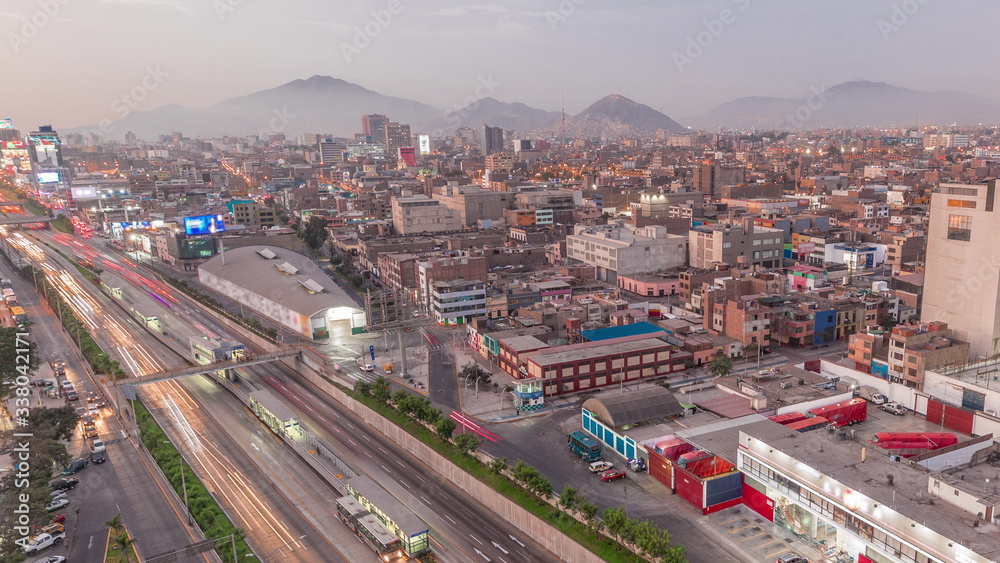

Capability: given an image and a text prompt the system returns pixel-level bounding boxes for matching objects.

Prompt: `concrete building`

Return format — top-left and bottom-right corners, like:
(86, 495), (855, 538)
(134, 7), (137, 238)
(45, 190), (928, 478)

(430, 279), (487, 326)
(431, 185), (515, 227)
(390, 195), (462, 235)
(923, 181), (1000, 359)
(688, 223), (785, 270)
(415, 255), (488, 313)
(479, 125), (504, 156)
(692, 162), (745, 198)
(887, 322), (969, 389)
(318, 139), (345, 165)
(232, 201), (277, 228)
(565, 223), (688, 284)
(197, 245), (363, 339)
(384, 122), (411, 158)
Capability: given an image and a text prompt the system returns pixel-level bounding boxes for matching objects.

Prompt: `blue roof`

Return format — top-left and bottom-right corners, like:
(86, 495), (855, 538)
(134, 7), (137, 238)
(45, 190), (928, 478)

(580, 322), (667, 342)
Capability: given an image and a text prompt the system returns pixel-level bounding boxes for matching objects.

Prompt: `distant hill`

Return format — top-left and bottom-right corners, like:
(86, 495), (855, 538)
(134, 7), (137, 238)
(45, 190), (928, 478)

(420, 97), (563, 135)
(68, 75), (442, 140)
(562, 94), (686, 138)
(689, 81), (1000, 129)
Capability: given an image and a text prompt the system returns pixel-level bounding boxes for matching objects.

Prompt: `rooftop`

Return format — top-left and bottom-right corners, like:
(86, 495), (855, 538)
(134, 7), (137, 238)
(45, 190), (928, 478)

(529, 336), (672, 367)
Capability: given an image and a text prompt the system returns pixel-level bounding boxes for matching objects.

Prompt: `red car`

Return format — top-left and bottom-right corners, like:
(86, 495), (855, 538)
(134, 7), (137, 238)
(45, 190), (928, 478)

(599, 469), (626, 482)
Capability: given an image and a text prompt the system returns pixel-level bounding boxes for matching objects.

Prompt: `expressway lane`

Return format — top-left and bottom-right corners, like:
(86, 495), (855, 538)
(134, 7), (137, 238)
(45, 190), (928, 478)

(245, 361), (558, 563)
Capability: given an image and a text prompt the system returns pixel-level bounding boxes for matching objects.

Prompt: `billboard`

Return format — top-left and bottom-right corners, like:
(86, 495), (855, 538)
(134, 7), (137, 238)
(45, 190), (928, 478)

(418, 134), (430, 155)
(183, 214), (226, 236)
(71, 187), (98, 199)
(0, 119), (12, 129)
(797, 242), (816, 254)
(37, 172), (60, 183)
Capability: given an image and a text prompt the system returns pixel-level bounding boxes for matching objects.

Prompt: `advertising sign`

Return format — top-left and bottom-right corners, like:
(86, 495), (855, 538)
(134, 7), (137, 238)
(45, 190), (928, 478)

(418, 134), (430, 155)
(797, 242), (816, 254)
(0, 119), (12, 129)
(183, 214), (226, 236)
(71, 186), (98, 199)
(36, 172), (60, 183)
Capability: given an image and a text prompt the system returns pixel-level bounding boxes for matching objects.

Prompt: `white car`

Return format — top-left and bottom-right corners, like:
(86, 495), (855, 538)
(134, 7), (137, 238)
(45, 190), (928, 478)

(44, 498), (69, 512)
(91, 439), (106, 453)
(88, 403), (100, 418)
(32, 556), (66, 563)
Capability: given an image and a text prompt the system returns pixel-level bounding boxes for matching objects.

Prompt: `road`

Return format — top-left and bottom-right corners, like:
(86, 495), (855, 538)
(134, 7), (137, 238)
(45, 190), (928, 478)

(245, 360), (558, 563)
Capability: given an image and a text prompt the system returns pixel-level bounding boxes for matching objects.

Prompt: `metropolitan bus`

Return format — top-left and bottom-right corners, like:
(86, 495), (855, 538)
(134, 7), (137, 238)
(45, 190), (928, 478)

(568, 431), (602, 462)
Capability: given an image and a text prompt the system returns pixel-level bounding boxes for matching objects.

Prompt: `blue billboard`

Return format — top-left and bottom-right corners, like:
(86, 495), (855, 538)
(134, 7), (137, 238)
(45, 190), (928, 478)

(183, 214), (226, 236)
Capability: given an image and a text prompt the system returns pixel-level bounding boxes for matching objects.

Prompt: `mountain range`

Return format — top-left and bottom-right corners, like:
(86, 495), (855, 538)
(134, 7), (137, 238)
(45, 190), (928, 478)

(686, 81), (1000, 130)
(67, 76), (1000, 141)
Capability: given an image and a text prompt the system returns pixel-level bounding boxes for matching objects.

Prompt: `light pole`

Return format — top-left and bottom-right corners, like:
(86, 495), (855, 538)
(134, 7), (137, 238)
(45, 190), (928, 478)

(163, 440), (192, 526)
(246, 535), (307, 562)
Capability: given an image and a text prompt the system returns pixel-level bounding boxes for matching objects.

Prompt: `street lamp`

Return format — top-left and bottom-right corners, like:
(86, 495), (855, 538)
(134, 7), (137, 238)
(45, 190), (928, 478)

(246, 535), (307, 561)
(163, 440), (192, 526)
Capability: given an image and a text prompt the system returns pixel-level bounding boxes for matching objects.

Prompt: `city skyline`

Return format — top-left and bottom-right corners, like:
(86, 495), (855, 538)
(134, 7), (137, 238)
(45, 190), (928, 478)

(5, 0), (1000, 130)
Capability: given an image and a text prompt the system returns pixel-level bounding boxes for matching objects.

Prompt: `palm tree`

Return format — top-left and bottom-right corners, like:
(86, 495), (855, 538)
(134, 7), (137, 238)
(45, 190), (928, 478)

(103, 513), (123, 532)
(114, 532), (138, 563)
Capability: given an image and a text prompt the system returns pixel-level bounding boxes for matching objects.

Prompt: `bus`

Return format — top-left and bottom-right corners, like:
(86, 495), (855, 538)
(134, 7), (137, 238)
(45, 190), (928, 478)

(9, 306), (27, 324)
(568, 431), (602, 462)
(869, 433), (958, 457)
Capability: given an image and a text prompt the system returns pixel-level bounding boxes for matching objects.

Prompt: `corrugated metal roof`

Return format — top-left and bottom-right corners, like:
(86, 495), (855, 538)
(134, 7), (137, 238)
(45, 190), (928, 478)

(583, 386), (683, 428)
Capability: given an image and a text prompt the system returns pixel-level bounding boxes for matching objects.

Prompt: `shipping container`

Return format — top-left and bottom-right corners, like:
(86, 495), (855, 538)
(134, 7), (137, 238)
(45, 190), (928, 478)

(808, 398), (867, 427)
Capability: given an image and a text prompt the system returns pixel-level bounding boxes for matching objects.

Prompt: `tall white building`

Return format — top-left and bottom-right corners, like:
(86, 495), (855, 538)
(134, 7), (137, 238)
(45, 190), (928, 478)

(565, 223), (687, 284)
(923, 181), (998, 359)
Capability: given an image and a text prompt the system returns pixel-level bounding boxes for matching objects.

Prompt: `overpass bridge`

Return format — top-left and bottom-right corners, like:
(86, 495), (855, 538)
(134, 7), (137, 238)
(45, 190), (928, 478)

(0, 214), (53, 225)
(125, 347), (302, 386)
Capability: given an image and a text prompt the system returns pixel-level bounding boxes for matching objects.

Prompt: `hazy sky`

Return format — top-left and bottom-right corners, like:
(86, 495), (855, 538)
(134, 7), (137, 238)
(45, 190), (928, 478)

(5, 0), (1000, 130)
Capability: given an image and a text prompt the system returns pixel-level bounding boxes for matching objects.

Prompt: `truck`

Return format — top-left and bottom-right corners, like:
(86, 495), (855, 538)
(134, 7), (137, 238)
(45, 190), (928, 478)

(857, 385), (888, 405)
(808, 398), (867, 427)
(23, 531), (66, 554)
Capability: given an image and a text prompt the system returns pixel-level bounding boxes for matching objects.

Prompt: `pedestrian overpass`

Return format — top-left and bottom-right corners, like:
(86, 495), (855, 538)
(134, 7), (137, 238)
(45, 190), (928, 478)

(126, 347), (302, 386)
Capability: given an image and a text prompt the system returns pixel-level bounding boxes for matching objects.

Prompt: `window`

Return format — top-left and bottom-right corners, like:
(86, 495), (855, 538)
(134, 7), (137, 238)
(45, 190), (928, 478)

(947, 214), (972, 241)
(723, 242), (732, 248)
(947, 199), (976, 209)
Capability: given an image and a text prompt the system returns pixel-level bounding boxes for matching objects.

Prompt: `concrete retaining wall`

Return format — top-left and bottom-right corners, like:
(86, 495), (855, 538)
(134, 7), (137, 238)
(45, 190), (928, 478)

(282, 355), (605, 563)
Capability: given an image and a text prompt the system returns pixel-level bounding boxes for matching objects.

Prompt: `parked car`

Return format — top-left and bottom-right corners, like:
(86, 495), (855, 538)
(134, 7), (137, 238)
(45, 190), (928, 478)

(599, 469), (627, 482)
(44, 499), (69, 512)
(30, 379), (54, 388)
(61, 458), (89, 475)
(23, 530), (65, 554)
(49, 514), (66, 525)
(588, 461), (614, 473)
(32, 556), (66, 563)
(880, 402), (907, 416)
(49, 477), (78, 491)
(777, 554), (807, 563)
(50, 491), (68, 502)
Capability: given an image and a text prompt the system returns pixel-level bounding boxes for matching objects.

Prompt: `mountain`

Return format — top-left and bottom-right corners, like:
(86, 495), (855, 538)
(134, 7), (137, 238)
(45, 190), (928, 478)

(419, 97), (562, 135)
(689, 81), (1000, 129)
(67, 75), (443, 140)
(561, 94), (686, 138)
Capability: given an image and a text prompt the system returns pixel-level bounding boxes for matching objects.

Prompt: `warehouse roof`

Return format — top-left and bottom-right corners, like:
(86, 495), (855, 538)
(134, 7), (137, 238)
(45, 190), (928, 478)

(581, 321), (668, 342)
(582, 386), (683, 428)
(198, 245), (362, 319)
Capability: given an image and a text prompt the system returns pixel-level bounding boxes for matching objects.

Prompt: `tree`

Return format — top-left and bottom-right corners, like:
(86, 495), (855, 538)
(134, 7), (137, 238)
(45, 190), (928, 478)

(113, 532), (138, 563)
(0, 326), (39, 397)
(578, 499), (600, 529)
(558, 486), (579, 513)
(354, 380), (372, 397)
(878, 314), (898, 331)
(603, 506), (629, 545)
(460, 362), (491, 386)
(435, 418), (456, 441)
(489, 456), (508, 475)
(741, 342), (759, 358)
(371, 376), (391, 404)
(453, 433), (480, 454)
(706, 351), (733, 378)
(299, 215), (329, 251)
(27, 406), (78, 441)
(104, 513), (124, 532)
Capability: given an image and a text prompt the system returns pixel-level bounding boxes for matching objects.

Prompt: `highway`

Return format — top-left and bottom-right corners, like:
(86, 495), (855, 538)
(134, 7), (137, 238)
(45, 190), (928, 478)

(36, 229), (560, 562)
(23, 229), (352, 562)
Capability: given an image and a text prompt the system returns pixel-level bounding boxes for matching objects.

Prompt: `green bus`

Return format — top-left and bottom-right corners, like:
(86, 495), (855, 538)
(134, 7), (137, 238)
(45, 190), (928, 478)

(568, 431), (602, 462)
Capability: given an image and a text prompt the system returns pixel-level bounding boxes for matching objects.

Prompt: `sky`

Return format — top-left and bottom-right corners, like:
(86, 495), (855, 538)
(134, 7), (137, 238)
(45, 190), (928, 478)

(5, 0), (1000, 131)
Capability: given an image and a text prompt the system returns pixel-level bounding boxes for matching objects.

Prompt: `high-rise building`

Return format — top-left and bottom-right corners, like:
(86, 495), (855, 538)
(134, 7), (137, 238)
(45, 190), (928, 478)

(318, 138), (345, 165)
(479, 125), (504, 156)
(28, 125), (62, 167)
(923, 181), (999, 359)
(397, 147), (416, 167)
(361, 114), (388, 144)
(383, 122), (411, 157)
(692, 162), (746, 198)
